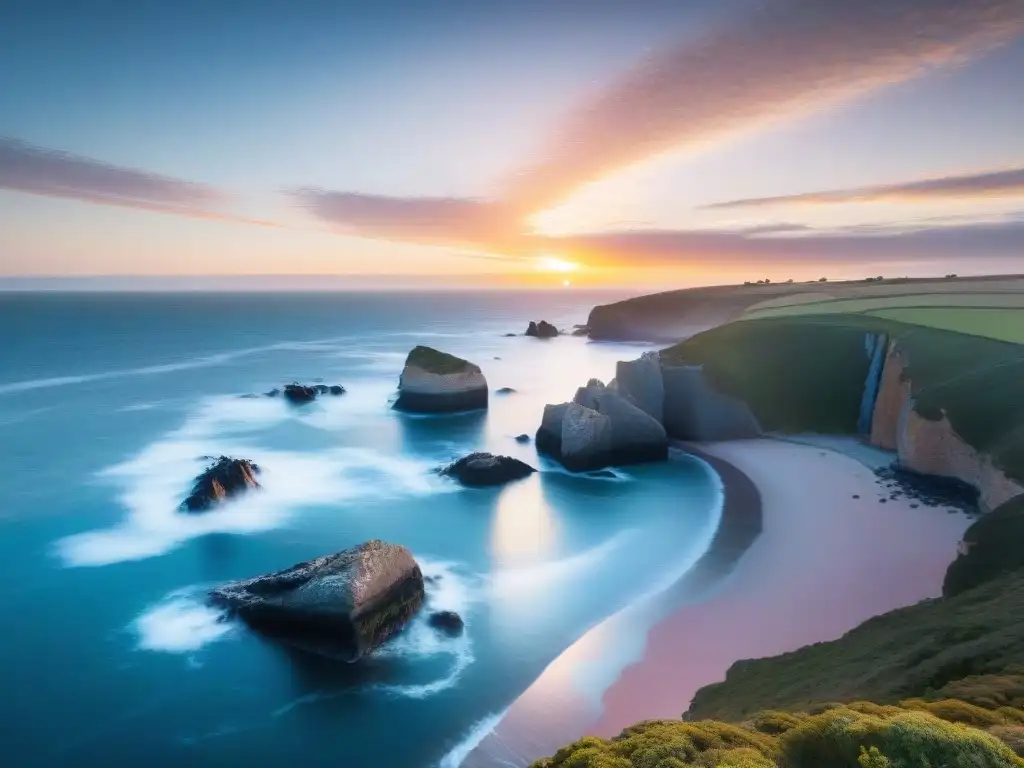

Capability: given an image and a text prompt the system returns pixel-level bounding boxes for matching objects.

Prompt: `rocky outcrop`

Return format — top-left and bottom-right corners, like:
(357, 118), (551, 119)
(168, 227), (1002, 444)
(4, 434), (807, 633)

(616, 351), (664, 424)
(440, 452), (536, 487)
(526, 320), (559, 338)
(661, 365), (761, 441)
(561, 403), (613, 471)
(571, 325), (590, 336)
(209, 540), (424, 661)
(539, 382), (668, 471)
(181, 456), (261, 512)
(428, 610), (465, 636)
(394, 346), (488, 413)
(514, 433), (531, 443)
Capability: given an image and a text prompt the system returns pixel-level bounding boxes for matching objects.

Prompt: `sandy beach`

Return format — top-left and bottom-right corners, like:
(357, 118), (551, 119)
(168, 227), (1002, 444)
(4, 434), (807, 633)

(592, 437), (971, 735)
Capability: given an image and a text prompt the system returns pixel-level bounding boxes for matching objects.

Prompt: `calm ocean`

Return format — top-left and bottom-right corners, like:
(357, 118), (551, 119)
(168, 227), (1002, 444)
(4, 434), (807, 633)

(0, 291), (721, 767)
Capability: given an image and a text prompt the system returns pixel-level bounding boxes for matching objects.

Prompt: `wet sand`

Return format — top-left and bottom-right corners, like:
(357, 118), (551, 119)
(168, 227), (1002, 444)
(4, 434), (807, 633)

(592, 438), (970, 735)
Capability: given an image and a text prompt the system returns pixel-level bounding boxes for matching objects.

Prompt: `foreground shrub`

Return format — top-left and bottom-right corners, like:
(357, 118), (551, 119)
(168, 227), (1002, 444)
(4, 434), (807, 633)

(780, 708), (1024, 768)
(899, 697), (1011, 728)
(748, 711), (805, 736)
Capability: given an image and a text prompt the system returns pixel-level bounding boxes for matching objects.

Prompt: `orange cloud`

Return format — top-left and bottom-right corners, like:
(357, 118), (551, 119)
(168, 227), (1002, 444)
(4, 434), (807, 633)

(501, 0), (1024, 213)
(704, 167), (1024, 209)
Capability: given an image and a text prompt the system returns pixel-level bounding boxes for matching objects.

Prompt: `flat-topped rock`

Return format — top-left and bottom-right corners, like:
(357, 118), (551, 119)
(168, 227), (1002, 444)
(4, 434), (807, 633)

(526, 320), (559, 338)
(209, 540), (424, 661)
(181, 456), (261, 512)
(440, 452), (536, 487)
(395, 346), (488, 413)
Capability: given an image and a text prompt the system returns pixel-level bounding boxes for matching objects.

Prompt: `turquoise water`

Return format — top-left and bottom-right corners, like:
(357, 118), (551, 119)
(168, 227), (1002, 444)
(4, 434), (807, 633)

(0, 292), (721, 767)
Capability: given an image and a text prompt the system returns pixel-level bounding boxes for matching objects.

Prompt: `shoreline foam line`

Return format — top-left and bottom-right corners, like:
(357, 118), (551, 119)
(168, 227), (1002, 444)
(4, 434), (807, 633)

(458, 448), (762, 767)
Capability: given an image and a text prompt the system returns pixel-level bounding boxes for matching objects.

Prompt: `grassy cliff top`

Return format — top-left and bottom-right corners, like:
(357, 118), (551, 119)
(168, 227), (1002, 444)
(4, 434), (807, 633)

(404, 345), (476, 374)
(661, 314), (1024, 482)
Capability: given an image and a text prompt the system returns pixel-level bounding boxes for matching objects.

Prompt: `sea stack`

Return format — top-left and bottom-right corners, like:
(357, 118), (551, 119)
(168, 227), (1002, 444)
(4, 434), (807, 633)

(526, 320), (559, 338)
(537, 378), (667, 471)
(209, 540), (425, 661)
(395, 345), (488, 413)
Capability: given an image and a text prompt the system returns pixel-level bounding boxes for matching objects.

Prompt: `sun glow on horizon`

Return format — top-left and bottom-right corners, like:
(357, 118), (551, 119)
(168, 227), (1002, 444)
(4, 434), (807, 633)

(535, 255), (580, 273)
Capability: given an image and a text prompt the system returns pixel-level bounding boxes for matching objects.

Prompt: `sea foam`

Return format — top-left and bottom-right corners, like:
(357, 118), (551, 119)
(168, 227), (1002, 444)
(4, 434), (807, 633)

(134, 589), (233, 653)
(55, 395), (450, 567)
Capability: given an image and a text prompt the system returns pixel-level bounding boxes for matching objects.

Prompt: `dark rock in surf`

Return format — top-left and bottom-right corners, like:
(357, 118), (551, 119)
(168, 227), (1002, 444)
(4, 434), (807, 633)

(526, 320), (560, 338)
(440, 452), (536, 487)
(428, 610), (464, 637)
(514, 433), (531, 444)
(283, 383), (318, 404)
(496, 387), (516, 394)
(329, 385), (345, 395)
(181, 456), (261, 513)
(209, 540), (424, 662)
(265, 388), (281, 398)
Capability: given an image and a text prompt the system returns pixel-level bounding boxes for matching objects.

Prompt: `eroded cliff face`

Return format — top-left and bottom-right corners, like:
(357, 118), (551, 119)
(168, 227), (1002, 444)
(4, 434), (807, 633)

(899, 410), (1023, 512)
(871, 341), (1022, 511)
(870, 342), (911, 451)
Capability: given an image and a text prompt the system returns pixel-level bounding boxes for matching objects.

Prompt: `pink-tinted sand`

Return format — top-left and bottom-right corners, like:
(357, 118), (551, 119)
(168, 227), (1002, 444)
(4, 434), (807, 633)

(592, 438), (970, 735)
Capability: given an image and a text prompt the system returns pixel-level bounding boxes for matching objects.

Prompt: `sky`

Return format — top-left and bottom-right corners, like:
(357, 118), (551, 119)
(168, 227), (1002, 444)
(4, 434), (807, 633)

(2, 0), (1024, 290)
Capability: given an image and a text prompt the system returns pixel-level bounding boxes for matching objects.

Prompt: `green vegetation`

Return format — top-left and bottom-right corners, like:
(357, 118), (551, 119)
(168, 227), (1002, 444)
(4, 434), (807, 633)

(660, 317), (872, 434)
(531, 707), (1024, 767)
(944, 496), (1024, 597)
(404, 345), (474, 374)
(867, 308), (1024, 345)
(662, 314), (1024, 482)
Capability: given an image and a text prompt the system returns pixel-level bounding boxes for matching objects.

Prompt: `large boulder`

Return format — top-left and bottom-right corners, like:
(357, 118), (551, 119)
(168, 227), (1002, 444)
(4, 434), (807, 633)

(394, 346), (488, 413)
(536, 402), (570, 457)
(661, 365), (761, 440)
(573, 378), (606, 410)
(209, 540), (424, 661)
(526, 320), (559, 338)
(440, 452), (536, 487)
(561, 403), (613, 471)
(592, 390), (668, 463)
(181, 456), (261, 512)
(616, 352), (664, 424)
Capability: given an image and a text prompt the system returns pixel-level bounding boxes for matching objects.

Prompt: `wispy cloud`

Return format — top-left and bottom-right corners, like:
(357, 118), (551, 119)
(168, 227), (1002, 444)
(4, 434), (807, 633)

(705, 166), (1024, 209)
(502, 0), (1024, 213)
(289, 189), (525, 250)
(553, 218), (1024, 268)
(0, 138), (281, 227)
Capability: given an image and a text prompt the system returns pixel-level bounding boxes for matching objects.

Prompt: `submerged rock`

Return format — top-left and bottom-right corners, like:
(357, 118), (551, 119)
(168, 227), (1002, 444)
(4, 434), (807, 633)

(329, 385), (345, 395)
(265, 388), (281, 398)
(394, 346), (488, 413)
(514, 433), (531, 444)
(209, 540), (424, 661)
(496, 387), (516, 394)
(427, 610), (464, 636)
(440, 452), (536, 487)
(181, 456), (261, 513)
(572, 325), (590, 337)
(526, 320), (559, 338)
